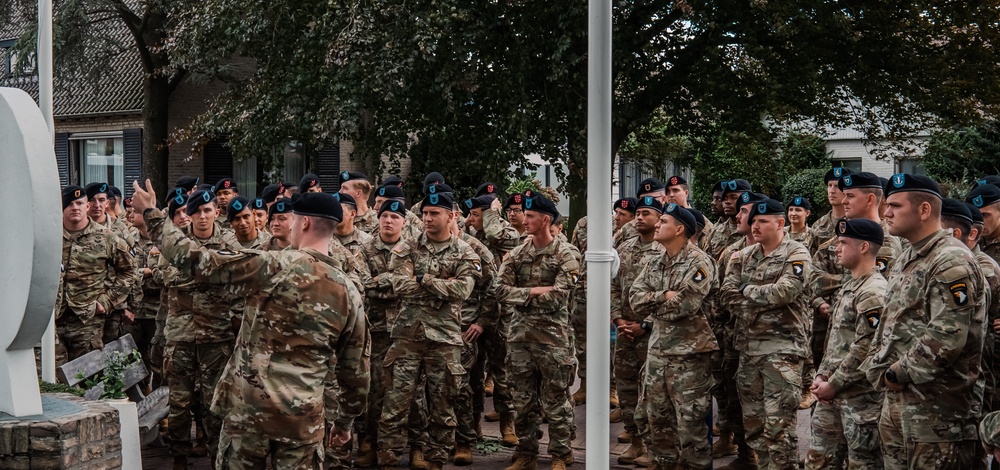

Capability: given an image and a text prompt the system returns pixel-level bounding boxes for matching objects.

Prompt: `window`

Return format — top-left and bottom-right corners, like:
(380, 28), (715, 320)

(72, 133), (124, 189)
(831, 159), (863, 174)
(0, 39), (35, 82)
(897, 158), (926, 176)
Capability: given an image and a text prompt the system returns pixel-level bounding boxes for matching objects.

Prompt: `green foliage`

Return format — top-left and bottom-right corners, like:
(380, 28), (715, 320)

(38, 380), (85, 397)
(505, 177), (560, 203)
(77, 350), (142, 400)
(921, 121), (1000, 190)
(781, 169), (831, 224)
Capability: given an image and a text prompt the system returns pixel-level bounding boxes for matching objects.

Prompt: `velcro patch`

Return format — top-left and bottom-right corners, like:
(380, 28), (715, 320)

(950, 282), (969, 306)
(392, 244), (406, 254)
(876, 257), (888, 272)
(693, 269), (706, 283)
(791, 261), (805, 277)
(502, 252), (511, 263)
(150, 247), (160, 256)
(570, 270), (580, 285)
(730, 251), (739, 260)
(863, 308), (880, 329)
(473, 260), (482, 272)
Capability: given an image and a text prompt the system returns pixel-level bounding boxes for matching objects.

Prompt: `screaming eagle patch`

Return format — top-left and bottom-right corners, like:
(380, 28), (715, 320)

(570, 270), (580, 285)
(693, 269), (706, 283)
(876, 257), (888, 273)
(863, 308), (880, 329)
(791, 261), (804, 278)
(950, 282), (969, 306)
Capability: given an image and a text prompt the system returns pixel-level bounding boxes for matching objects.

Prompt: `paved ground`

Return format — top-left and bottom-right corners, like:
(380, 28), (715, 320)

(143, 378), (813, 469)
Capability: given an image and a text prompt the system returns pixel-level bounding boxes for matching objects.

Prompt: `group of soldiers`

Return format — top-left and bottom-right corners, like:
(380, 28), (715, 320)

(55, 163), (1000, 470)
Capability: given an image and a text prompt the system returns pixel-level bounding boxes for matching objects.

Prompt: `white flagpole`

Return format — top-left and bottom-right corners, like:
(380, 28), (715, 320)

(38, 0), (57, 384)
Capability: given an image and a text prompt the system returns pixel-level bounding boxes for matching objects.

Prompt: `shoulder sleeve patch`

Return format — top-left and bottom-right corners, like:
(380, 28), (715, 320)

(472, 259), (482, 272)
(217, 249), (239, 256)
(730, 251), (740, 260)
(392, 244), (406, 254)
(863, 308), (881, 329)
(570, 270), (580, 285)
(791, 261), (805, 277)
(876, 257), (889, 272)
(693, 268), (707, 283)
(950, 282), (970, 306)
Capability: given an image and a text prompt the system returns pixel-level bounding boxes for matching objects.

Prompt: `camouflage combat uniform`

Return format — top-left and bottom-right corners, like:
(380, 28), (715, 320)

(496, 236), (581, 460)
(123, 233), (164, 385)
(629, 242), (719, 468)
(786, 227), (812, 249)
(455, 234), (498, 447)
(721, 234), (812, 469)
(713, 237), (751, 448)
(975, 246), (1000, 415)
(377, 233), (480, 467)
(237, 229), (271, 250)
(610, 236), (664, 441)
(57, 220), (136, 362)
(355, 208), (379, 234)
(336, 227), (373, 261)
(702, 217), (740, 262)
(863, 230), (987, 470)
(810, 211), (837, 254)
(143, 209), (369, 469)
(570, 216), (589, 382)
(805, 268), (887, 470)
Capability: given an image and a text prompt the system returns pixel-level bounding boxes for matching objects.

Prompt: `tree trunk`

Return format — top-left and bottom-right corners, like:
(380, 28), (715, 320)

(143, 73), (171, 198)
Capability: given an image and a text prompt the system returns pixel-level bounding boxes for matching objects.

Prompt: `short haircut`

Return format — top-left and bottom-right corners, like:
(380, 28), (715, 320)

(309, 216), (338, 235)
(941, 215), (972, 240)
(855, 187), (884, 203)
(907, 192), (942, 218)
(345, 179), (373, 197)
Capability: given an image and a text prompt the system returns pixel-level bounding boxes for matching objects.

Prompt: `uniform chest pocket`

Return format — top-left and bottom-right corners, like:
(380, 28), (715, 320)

(752, 261), (785, 283)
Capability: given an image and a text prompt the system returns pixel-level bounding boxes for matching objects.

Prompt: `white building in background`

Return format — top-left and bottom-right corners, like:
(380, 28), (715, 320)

(824, 127), (930, 177)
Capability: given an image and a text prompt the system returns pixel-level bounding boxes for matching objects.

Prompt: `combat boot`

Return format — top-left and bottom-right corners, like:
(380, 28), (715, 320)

(716, 448), (759, 470)
(355, 445), (377, 468)
(505, 454), (538, 470)
(500, 412), (519, 447)
(571, 381), (586, 405)
(712, 432), (738, 457)
(609, 387), (620, 408)
(409, 446), (429, 470)
(454, 443), (474, 466)
(617, 437), (647, 464)
(609, 407), (623, 423)
(484, 410), (501, 422)
(633, 450), (653, 467)
(484, 373), (495, 396)
(551, 456), (568, 470)
(617, 429), (632, 443)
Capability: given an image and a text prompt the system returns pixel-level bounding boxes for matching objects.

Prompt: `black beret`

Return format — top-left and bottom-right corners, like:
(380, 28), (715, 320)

(688, 208), (706, 231)
(835, 218), (884, 246)
(636, 178), (665, 197)
(721, 179), (753, 196)
(423, 172), (446, 194)
(226, 196), (251, 222)
(711, 180), (726, 193)
(636, 195), (665, 213)
(292, 192), (343, 222)
(968, 184), (1000, 209)
(666, 175), (687, 187)
(613, 197), (638, 214)
(824, 167), (852, 183)
(476, 182), (499, 197)
(379, 199), (408, 218)
(62, 185), (85, 209)
(381, 175), (404, 188)
(340, 170), (368, 184)
(175, 176), (199, 191)
(84, 182), (109, 200)
(168, 194), (188, 219)
(737, 191), (768, 209)
(747, 198), (785, 224)
(426, 182), (454, 197)
(261, 184), (282, 204)
(215, 178), (237, 192)
(333, 192), (357, 208)
(973, 175), (1000, 190)
(879, 177), (889, 189)
(198, 183), (216, 193)
(186, 190), (216, 216)
(464, 195), (494, 211)
(171, 186), (186, 198)
(941, 198), (974, 224)
(268, 197), (294, 219)
(299, 173), (321, 193)
(884, 173), (941, 198)
(421, 192), (455, 211)
(788, 196), (812, 211)
(109, 186), (122, 199)
(664, 203), (698, 237)
(967, 202), (985, 225)
(524, 194), (560, 220)
(504, 193), (526, 209)
(376, 185), (405, 199)
(839, 171), (882, 191)
(252, 198), (266, 211)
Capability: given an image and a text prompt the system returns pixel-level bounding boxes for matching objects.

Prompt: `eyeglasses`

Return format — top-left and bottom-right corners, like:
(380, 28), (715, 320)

(506, 208), (523, 214)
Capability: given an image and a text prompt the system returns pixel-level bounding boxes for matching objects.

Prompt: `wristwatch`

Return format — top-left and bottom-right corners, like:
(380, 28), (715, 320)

(639, 321), (651, 331)
(885, 368), (899, 384)
(416, 274), (424, 285)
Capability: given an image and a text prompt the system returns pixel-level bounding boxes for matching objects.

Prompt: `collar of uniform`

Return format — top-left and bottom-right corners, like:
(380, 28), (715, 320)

(301, 247), (339, 268)
(524, 237), (559, 257)
(376, 236), (402, 251)
(754, 232), (794, 260)
(663, 239), (694, 261)
(419, 233), (455, 253)
(186, 224), (224, 243)
(911, 229), (950, 258)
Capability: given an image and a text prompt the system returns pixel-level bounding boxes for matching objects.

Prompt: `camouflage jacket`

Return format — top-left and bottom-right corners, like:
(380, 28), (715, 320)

(130, 235), (164, 320)
(810, 219), (901, 309)
(570, 216), (589, 290)
(387, 233), (480, 345)
(475, 209), (523, 263)
(721, 235), (812, 357)
(144, 209), (369, 443)
(496, 237), (580, 347)
(984, 237), (1000, 268)
(611, 237), (664, 323)
(975, 246), (1000, 357)
(238, 229), (272, 250)
(460, 233), (498, 329)
(712, 237), (750, 333)
(863, 229), (987, 442)
(817, 268), (886, 396)
(163, 225), (242, 343)
(361, 235), (405, 333)
(702, 217), (739, 262)
(354, 208), (378, 234)
(785, 226), (813, 249)
(261, 237), (289, 251)
(336, 228), (374, 262)
(809, 210), (837, 254)
(629, 242), (719, 356)
(326, 238), (371, 297)
(614, 219), (639, 248)
(59, 220), (136, 320)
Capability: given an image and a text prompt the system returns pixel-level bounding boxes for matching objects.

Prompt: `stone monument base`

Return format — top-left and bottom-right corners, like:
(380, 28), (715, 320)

(0, 394), (122, 469)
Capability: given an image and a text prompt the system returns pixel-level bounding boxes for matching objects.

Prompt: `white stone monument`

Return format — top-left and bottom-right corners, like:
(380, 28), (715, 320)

(0, 87), (62, 417)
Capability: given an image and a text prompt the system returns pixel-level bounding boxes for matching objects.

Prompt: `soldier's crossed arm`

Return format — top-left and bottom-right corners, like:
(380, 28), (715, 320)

(808, 244), (843, 307)
(894, 264), (979, 385)
(330, 281), (371, 430)
(655, 257), (716, 322)
(528, 246), (581, 310)
(743, 250), (811, 308)
(719, 249), (747, 310)
(421, 248), (479, 302)
(496, 246), (532, 306)
(827, 284), (885, 392)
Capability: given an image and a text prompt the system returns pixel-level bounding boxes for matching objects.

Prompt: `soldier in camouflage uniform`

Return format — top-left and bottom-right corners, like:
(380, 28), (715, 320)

(132, 185), (370, 470)
(261, 197), (293, 251)
(214, 178), (239, 230)
(124, 210), (166, 387)
(373, 183), (425, 241)
(161, 189), (243, 469)
(785, 196), (813, 247)
(57, 185), (136, 362)
(496, 194), (580, 470)
(702, 179), (752, 261)
(809, 167), (851, 254)
(721, 198), (811, 470)
(610, 196), (665, 464)
(377, 191), (480, 470)
(629, 203), (719, 469)
(226, 196), (271, 249)
(569, 212), (591, 406)
(961, 198), (1000, 421)
(614, 177), (667, 247)
(333, 192), (374, 261)
(863, 174), (987, 469)
(341, 171), (379, 234)
(979, 410), (1000, 464)
(969, 182), (1000, 264)
(804, 218), (887, 470)
(665, 175), (714, 236)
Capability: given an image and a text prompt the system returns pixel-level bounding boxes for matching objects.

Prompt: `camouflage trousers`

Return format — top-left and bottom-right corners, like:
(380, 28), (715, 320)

(615, 333), (649, 437)
(879, 390), (980, 470)
(507, 342), (575, 459)
(480, 324), (513, 414)
(456, 336), (483, 445)
(360, 331), (392, 449)
(803, 391), (882, 470)
(641, 352), (714, 468)
(571, 294), (587, 379)
(56, 308), (104, 363)
(714, 329), (748, 446)
(164, 340), (233, 458)
(378, 339), (462, 466)
(736, 352), (803, 470)
(216, 428), (323, 470)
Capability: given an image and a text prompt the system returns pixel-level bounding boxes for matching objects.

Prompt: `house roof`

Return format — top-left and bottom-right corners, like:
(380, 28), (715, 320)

(0, 10), (143, 117)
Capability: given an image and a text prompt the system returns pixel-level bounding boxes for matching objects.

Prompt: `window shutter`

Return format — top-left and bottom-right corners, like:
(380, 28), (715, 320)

(203, 138), (234, 186)
(315, 139), (340, 193)
(54, 132), (69, 187)
(123, 128), (142, 197)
